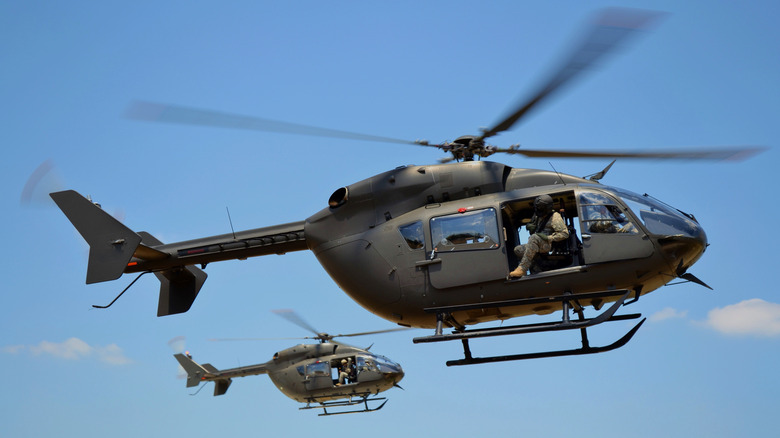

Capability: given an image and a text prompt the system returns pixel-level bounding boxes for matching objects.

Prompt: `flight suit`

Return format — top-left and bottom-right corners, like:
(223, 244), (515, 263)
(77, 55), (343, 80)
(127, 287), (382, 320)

(511, 212), (569, 278)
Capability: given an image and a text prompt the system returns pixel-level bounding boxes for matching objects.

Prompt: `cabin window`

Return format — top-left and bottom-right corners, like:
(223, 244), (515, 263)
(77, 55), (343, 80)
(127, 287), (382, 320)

(579, 192), (638, 234)
(398, 221), (424, 249)
(304, 361), (330, 377)
(430, 208), (499, 252)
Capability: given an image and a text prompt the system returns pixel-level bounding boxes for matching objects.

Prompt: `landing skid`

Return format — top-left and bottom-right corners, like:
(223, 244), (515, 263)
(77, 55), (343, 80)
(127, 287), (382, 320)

(413, 290), (646, 366)
(300, 395), (388, 416)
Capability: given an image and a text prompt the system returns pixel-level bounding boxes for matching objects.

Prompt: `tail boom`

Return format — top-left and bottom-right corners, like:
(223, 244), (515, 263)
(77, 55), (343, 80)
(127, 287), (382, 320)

(173, 353), (270, 396)
(51, 190), (308, 316)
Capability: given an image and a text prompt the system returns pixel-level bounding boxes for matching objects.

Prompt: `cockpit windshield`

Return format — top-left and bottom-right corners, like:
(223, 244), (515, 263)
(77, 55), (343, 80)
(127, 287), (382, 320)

(612, 188), (701, 238)
(374, 355), (402, 373)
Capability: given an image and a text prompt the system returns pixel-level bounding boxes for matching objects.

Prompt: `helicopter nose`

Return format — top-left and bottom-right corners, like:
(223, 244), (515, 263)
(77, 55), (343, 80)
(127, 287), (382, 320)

(385, 367), (405, 385)
(657, 222), (708, 273)
(391, 368), (405, 383)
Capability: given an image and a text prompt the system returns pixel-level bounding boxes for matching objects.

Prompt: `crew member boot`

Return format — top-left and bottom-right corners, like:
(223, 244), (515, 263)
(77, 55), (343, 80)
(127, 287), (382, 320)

(509, 265), (526, 278)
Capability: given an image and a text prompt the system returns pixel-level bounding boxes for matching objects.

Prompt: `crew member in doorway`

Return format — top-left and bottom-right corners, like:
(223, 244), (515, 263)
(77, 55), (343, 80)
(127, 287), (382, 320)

(510, 195), (569, 279)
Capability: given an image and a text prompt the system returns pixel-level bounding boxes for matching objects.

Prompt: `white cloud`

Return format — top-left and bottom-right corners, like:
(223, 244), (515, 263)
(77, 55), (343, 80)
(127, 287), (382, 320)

(649, 307), (688, 322)
(2, 345), (25, 354)
(3, 337), (131, 365)
(703, 298), (780, 337)
(30, 337), (92, 359)
(95, 343), (132, 365)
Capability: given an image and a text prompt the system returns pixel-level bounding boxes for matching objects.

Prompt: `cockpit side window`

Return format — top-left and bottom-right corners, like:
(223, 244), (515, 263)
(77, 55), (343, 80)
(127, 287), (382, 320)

(398, 221), (424, 250)
(579, 192), (638, 234)
(357, 356), (377, 372)
(429, 208), (500, 252)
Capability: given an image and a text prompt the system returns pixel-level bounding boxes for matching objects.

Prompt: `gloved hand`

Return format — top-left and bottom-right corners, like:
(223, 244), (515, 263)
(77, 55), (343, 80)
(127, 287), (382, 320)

(526, 223), (537, 234)
(535, 232), (549, 241)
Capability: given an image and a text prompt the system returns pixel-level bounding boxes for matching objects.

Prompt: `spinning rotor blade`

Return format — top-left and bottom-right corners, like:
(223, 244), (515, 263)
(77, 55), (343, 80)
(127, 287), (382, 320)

(167, 335), (187, 353)
(333, 327), (411, 338)
(207, 336), (306, 342)
(480, 7), (664, 140)
(167, 336), (188, 379)
(272, 309), (321, 336)
(497, 145), (766, 161)
(208, 329), (410, 343)
(124, 10), (761, 165)
(209, 309), (410, 343)
(126, 100), (419, 146)
(272, 309), (410, 340)
(21, 159), (62, 206)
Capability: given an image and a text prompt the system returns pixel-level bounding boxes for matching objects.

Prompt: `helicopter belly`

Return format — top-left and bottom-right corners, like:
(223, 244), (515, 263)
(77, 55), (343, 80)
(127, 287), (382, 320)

(313, 238), (401, 308)
(419, 253), (675, 327)
(270, 375), (395, 404)
(268, 374), (307, 402)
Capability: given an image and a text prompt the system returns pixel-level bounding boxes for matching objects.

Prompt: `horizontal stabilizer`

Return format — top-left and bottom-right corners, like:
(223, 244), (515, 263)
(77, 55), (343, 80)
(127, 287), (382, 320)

(214, 379), (232, 396)
(155, 265), (207, 317)
(50, 190), (141, 284)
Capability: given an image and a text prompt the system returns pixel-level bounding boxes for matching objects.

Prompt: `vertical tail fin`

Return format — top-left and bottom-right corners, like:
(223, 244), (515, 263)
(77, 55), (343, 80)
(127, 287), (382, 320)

(50, 190), (141, 284)
(173, 354), (232, 396)
(174, 353), (211, 388)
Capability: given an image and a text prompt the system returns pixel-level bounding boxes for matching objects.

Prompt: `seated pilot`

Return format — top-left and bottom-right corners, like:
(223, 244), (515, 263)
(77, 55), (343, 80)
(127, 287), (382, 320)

(586, 205), (637, 234)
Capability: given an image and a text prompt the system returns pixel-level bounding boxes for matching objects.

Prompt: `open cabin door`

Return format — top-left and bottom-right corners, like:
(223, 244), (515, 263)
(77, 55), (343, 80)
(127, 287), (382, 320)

(577, 189), (653, 264)
(427, 207), (506, 289)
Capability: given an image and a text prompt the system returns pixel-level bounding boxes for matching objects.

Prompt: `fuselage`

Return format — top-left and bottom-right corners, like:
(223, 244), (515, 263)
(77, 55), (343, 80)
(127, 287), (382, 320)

(305, 161), (707, 329)
(119, 161), (706, 326)
(266, 344), (404, 403)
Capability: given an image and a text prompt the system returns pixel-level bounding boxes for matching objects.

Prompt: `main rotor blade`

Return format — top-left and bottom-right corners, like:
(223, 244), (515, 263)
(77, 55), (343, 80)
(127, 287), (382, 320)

(207, 336), (305, 342)
(498, 145), (765, 161)
(126, 100), (418, 146)
(167, 335), (187, 353)
(334, 327), (412, 338)
(272, 309), (321, 336)
(480, 7), (664, 140)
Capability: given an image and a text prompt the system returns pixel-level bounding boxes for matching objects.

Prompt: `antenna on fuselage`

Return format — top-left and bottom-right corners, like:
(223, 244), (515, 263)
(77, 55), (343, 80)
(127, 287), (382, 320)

(226, 206), (237, 240)
(548, 162), (567, 185)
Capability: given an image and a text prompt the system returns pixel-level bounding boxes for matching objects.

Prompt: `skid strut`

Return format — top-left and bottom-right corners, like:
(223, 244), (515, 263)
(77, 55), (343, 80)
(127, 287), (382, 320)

(300, 394), (388, 416)
(413, 290), (646, 366)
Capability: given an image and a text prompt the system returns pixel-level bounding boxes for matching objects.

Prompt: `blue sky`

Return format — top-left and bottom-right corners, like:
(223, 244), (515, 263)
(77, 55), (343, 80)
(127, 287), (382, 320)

(2, 1), (778, 436)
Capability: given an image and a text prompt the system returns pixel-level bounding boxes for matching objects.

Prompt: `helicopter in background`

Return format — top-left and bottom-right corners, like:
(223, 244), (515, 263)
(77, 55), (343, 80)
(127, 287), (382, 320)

(50, 8), (763, 366)
(174, 310), (406, 416)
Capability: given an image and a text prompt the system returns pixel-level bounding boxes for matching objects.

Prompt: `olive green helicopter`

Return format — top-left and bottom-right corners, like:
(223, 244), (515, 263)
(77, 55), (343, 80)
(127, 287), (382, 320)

(50, 8), (763, 366)
(173, 310), (406, 416)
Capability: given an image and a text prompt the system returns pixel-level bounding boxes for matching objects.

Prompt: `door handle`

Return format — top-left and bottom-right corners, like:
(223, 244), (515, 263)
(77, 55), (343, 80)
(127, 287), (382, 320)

(415, 258), (442, 267)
